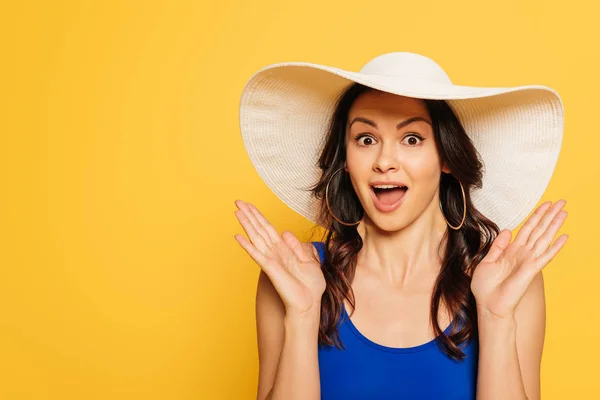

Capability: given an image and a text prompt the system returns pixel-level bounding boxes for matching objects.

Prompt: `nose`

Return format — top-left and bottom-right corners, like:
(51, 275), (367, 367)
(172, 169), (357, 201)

(373, 141), (399, 173)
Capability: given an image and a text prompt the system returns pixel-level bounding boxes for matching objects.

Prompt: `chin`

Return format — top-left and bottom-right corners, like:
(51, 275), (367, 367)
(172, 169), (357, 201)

(363, 212), (408, 233)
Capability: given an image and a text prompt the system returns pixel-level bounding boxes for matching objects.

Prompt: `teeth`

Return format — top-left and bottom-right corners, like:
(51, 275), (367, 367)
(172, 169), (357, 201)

(373, 185), (406, 189)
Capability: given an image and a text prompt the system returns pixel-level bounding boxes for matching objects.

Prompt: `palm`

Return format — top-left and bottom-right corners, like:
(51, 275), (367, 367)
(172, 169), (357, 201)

(234, 200), (326, 316)
(260, 242), (325, 313)
(471, 200), (569, 320)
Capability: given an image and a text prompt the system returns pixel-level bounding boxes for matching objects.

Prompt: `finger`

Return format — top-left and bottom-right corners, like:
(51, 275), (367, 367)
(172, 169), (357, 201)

(235, 200), (272, 246)
(235, 209), (268, 252)
(482, 229), (512, 263)
(242, 202), (299, 265)
(282, 231), (313, 263)
(531, 210), (568, 258)
(535, 234), (569, 268)
(235, 234), (295, 293)
(513, 201), (552, 246)
(246, 202), (283, 244)
(526, 200), (567, 248)
(511, 234), (569, 288)
(236, 200), (271, 243)
(235, 202), (298, 271)
(234, 234), (267, 267)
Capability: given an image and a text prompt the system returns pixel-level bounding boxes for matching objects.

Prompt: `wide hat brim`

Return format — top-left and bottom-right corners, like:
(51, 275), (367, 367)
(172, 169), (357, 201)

(239, 54), (564, 231)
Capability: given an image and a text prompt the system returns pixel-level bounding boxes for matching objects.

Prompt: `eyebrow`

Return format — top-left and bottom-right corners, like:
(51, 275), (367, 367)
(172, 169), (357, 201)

(348, 116), (432, 130)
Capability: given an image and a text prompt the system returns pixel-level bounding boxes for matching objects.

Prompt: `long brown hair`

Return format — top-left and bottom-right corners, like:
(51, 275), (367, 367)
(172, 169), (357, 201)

(310, 83), (499, 361)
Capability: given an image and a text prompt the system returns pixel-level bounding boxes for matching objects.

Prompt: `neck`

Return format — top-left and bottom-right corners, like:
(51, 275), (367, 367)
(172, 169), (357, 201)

(356, 195), (450, 289)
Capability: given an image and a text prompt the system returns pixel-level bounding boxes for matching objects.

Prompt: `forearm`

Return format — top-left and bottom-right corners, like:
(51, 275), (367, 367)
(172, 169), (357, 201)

(267, 312), (321, 400)
(476, 310), (528, 400)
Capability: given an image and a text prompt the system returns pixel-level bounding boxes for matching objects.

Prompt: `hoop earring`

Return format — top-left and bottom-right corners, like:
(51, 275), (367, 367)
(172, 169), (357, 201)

(439, 179), (466, 230)
(325, 167), (361, 227)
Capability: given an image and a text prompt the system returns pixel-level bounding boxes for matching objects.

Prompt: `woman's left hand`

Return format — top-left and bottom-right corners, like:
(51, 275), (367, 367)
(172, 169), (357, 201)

(470, 200), (569, 321)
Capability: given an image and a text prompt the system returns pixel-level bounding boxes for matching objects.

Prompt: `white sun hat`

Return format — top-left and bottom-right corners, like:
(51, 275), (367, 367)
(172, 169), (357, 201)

(238, 52), (564, 231)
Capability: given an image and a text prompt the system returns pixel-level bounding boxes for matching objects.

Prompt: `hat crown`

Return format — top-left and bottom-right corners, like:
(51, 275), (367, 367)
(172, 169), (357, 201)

(359, 52), (452, 84)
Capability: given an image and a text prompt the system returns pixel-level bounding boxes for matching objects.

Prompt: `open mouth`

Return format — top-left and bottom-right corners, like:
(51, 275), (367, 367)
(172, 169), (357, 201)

(371, 185), (408, 206)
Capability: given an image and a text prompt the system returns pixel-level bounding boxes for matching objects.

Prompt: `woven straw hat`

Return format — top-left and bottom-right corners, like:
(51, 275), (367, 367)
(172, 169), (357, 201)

(238, 52), (564, 231)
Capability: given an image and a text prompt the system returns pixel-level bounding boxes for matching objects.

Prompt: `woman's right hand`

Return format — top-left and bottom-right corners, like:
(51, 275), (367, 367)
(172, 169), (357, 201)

(234, 200), (326, 319)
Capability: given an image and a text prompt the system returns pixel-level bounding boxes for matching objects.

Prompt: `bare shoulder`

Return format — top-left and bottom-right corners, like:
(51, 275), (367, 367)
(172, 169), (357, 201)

(254, 240), (321, 399)
(514, 271), (546, 400)
(255, 271), (284, 399)
(514, 271), (546, 341)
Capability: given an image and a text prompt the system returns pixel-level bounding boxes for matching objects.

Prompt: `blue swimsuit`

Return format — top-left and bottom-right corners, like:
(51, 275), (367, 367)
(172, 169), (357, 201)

(312, 242), (479, 399)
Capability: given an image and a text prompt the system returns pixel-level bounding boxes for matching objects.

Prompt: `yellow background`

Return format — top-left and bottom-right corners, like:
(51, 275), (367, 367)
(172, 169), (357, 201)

(1, 0), (597, 398)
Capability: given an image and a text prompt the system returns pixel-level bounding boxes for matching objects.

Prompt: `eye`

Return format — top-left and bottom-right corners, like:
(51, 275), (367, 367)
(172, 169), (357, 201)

(403, 134), (424, 146)
(354, 134), (377, 147)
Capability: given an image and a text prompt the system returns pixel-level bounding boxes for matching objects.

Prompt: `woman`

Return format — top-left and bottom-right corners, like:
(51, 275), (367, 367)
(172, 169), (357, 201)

(234, 52), (568, 399)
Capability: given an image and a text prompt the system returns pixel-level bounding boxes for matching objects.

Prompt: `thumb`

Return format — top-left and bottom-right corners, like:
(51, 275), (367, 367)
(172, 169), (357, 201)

(483, 229), (512, 263)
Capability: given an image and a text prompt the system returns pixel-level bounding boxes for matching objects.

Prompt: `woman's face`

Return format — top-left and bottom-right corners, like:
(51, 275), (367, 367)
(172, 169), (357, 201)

(345, 90), (449, 232)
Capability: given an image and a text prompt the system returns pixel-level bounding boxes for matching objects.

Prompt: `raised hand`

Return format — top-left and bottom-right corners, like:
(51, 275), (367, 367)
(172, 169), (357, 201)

(234, 200), (326, 318)
(471, 199), (569, 320)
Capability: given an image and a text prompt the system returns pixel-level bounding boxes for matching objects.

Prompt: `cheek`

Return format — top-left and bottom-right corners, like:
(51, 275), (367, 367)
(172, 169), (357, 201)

(404, 152), (443, 184)
(345, 150), (372, 196)
(345, 147), (373, 172)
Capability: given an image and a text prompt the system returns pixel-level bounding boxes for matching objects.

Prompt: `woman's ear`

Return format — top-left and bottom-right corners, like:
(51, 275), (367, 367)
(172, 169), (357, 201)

(344, 162), (348, 172)
(441, 162), (451, 174)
